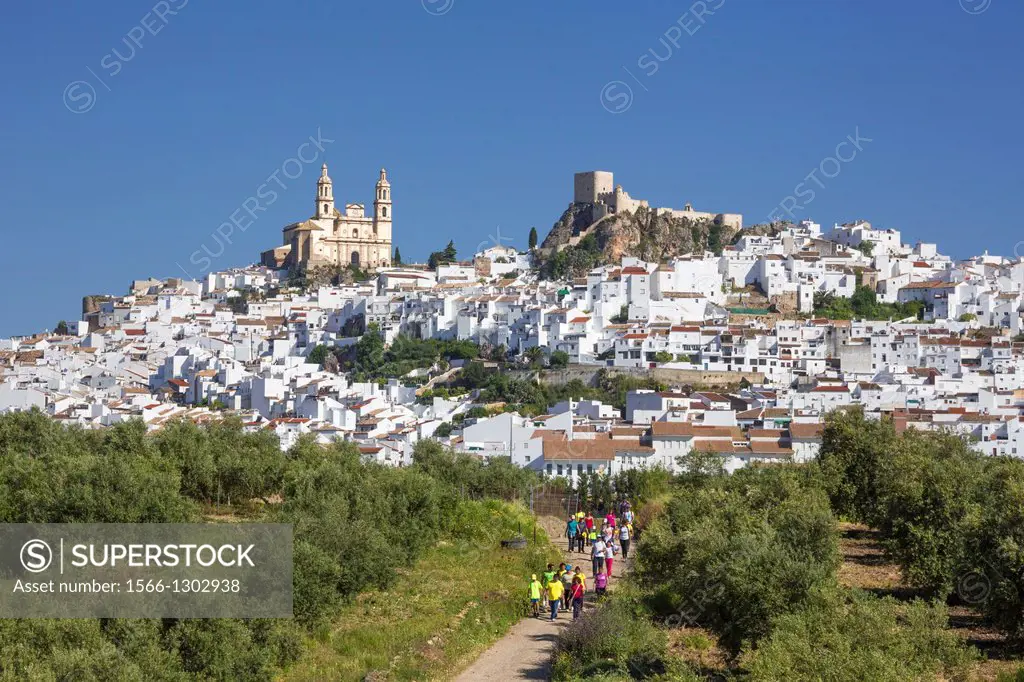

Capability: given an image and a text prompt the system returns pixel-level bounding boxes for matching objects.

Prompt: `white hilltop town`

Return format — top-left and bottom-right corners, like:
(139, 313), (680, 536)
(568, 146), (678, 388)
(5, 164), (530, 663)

(6, 166), (1024, 475)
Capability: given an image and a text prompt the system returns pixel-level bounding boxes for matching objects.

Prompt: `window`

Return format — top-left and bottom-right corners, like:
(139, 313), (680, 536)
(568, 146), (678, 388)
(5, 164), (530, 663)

(546, 463), (552, 475)
(557, 464), (563, 476)
(587, 464), (593, 474)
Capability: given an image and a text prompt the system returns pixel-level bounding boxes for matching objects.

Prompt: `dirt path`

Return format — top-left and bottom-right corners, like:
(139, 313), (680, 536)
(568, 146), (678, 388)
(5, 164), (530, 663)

(451, 609), (569, 681)
(453, 517), (630, 682)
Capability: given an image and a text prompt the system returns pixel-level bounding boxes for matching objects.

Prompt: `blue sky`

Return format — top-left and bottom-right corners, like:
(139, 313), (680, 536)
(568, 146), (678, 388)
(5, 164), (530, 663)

(0, 0), (1020, 336)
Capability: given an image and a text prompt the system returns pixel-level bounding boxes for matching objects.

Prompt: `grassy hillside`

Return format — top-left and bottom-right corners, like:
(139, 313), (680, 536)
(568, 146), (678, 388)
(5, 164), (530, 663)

(284, 499), (560, 681)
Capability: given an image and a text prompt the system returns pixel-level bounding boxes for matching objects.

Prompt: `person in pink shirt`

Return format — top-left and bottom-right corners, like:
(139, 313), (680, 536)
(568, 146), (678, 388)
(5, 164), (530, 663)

(570, 575), (586, 620)
(605, 511), (616, 528)
(594, 569), (608, 596)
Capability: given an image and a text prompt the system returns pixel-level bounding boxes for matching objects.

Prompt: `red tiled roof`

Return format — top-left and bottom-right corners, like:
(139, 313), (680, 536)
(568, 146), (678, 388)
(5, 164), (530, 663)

(789, 422), (824, 440)
(543, 436), (654, 461)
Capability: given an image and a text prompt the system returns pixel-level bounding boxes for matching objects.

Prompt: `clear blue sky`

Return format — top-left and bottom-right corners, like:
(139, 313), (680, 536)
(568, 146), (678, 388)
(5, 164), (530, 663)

(1, 0), (1021, 336)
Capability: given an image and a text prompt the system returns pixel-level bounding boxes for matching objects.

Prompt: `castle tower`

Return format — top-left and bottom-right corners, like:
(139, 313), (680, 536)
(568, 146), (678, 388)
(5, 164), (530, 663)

(316, 163), (334, 219)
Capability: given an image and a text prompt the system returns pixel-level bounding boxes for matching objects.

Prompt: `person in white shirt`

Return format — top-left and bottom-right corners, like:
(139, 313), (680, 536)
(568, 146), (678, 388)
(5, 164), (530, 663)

(618, 523), (631, 558)
(591, 537), (606, 577)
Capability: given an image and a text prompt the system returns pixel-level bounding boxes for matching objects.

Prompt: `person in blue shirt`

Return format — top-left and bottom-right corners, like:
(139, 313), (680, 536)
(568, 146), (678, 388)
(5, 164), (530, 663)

(565, 517), (579, 553)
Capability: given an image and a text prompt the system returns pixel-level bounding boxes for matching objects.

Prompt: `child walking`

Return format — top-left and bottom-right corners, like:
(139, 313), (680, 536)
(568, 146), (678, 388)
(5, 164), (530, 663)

(528, 574), (542, 618)
(541, 563), (556, 609)
(570, 575), (586, 620)
(546, 575), (564, 620)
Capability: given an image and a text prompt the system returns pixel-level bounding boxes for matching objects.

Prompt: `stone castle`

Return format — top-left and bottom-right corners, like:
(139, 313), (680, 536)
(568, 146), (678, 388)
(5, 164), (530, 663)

(262, 164), (393, 270)
(573, 170), (742, 231)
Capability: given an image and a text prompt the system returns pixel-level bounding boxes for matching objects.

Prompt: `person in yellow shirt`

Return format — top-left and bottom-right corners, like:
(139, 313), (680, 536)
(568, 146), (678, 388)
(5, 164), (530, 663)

(573, 566), (587, 591)
(546, 575), (564, 620)
(528, 574), (543, 618)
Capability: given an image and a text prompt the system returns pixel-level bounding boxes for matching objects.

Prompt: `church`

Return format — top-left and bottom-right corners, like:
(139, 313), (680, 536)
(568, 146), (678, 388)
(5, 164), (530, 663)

(261, 164), (393, 271)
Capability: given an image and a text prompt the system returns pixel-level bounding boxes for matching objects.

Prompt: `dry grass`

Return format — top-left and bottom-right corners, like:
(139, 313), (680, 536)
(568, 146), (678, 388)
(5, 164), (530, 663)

(837, 521), (905, 593)
(837, 521), (1024, 681)
(666, 626), (731, 679)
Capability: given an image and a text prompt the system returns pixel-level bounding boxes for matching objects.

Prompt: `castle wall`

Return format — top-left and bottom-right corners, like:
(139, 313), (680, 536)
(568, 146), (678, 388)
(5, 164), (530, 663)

(718, 213), (743, 231)
(612, 187), (647, 214)
(573, 170), (742, 231)
(662, 208), (743, 231)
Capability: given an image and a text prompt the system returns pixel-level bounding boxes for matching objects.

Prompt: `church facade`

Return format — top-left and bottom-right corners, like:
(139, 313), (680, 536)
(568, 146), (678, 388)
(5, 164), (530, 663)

(262, 164), (393, 270)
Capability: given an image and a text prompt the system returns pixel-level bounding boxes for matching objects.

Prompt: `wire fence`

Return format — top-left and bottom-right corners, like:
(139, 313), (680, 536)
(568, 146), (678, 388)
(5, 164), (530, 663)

(530, 484), (581, 519)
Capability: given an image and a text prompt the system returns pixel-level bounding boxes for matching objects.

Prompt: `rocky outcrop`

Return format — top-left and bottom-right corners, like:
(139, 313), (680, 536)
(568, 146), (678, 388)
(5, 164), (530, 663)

(732, 221), (791, 241)
(540, 204), (738, 268)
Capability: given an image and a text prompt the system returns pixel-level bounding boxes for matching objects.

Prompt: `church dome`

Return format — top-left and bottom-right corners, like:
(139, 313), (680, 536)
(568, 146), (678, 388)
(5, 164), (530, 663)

(377, 168), (390, 186)
(318, 163), (332, 185)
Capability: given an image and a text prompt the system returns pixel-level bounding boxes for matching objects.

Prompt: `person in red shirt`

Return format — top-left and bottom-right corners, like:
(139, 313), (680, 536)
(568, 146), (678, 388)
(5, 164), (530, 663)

(583, 512), (594, 546)
(570, 575), (586, 620)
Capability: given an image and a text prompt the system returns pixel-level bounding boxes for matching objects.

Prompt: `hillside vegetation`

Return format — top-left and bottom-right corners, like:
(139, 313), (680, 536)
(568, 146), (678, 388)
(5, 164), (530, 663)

(550, 412), (1024, 681)
(0, 411), (544, 681)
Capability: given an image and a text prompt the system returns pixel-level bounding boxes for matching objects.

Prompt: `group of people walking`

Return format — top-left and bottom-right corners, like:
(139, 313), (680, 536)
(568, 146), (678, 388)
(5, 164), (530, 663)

(528, 500), (637, 622)
(529, 562), (589, 621)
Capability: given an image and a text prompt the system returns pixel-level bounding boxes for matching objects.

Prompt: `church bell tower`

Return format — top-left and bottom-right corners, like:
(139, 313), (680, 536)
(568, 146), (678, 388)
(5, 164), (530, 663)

(374, 168), (392, 238)
(316, 163), (334, 220)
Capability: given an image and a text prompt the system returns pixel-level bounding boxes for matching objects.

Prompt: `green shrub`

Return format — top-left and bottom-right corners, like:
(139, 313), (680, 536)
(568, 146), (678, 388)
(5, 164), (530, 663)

(745, 591), (974, 681)
(872, 429), (984, 598)
(817, 408), (899, 524)
(550, 350), (570, 368)
(153, 418), (284, 505)
(552, 593), (691, 681)
(637, 466), (838, 651)
(410, 439), (537, 500)
(965, 457), (1024, 637)
(0, 412), (196, 523)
